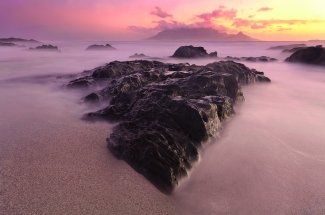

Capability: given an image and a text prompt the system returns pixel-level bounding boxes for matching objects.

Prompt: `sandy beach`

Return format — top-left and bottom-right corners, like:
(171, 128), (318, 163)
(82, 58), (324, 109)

(0, 83), (178, 215)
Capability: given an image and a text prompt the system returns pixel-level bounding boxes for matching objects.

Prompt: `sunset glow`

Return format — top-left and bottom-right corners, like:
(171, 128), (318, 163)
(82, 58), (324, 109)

(1, 0), (325, 40)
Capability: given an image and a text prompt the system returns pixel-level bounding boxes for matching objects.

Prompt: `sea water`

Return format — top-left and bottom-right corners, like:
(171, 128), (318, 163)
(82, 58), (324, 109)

(1, 40), (325, 214)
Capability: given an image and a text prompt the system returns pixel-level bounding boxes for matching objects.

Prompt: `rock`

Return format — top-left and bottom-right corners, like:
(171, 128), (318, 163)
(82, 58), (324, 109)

(209, 51), (218, 57)
(0, 37), (40, 43)
(268, 43), (306, 50)
(67, 77), (94, 88)
(84, 92), (101, 103)
(29, 44), (59, 52)
(282, 47), (306, 53)
(68, 60), (270, 193)
(129, 53), (166, 61)
(0, 41), (17, 47)
(129, 53), (148, 58)
(86, 44), (116, 51)
(224, 56), (277, 62)
(171, 45), (217, 58)
(285, 45), (325, 66)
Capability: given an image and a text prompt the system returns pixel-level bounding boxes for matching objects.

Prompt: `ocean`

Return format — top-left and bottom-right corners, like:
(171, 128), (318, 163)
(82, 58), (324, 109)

(1, 41), (325, 214)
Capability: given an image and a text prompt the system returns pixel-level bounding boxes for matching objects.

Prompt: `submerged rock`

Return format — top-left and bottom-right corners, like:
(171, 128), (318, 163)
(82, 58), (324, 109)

(282, 47), (306, 53)
(268, 44), (306, 50)
(171, 45), (218, 58)
(29, 44), (59, 52)
(68, 60), (270, 193)
(0, 37), (39, 43)
(0, 41), (17, 47)
(285, 45), (325, 66)
(86, 44), (116, 51)
(224, 56), (277, 62)
(129, 53), (148, 58)
(129, 53), (166, 61)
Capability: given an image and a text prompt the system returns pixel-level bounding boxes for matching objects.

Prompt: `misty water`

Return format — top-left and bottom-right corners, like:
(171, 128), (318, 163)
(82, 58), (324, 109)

(1, 41), (325, 214)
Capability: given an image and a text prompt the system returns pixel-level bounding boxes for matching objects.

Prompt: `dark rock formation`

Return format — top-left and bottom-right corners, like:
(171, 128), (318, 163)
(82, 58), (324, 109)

(285, 45), (325, 66)
(129, 53), (165, 61)
(224, 56), (277, 62)
(209, 51), (218, 57)
(171, 45), (218, 58)
(86, 44), (116, 51)
(0, 37), (39, 43)
(129, 53), (148, 58)
(282, 47), (306, 53)
(268, 44), (306, 50)
(29, 44), (59, 52)
(67, 60), (270, 193)
(0, 41), (17, 47)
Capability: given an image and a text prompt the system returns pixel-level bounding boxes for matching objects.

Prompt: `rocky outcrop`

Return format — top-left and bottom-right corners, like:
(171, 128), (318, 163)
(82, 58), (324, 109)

(86, 44), (116, 51)
(268, 44), (306, 50)
(0, 37), (39, 43)
(171, 46), (218, 58)
(29, 44), (59, 52)
(129, 53), (148, 58)
(67, 60), (270, 193)
(285, 45), (325, 66)
(129, 53), (165, 61)
(282, 47), (305, 53)
(0, 41), (17, 47)
(224, 56), (277, 62)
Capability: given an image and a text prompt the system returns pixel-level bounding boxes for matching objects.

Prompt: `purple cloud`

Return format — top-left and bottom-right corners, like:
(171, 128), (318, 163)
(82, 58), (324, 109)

(150, 7), (172, 19)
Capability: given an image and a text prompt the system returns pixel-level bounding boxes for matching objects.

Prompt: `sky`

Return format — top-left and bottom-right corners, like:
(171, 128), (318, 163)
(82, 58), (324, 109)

(0, 0), (325, 41)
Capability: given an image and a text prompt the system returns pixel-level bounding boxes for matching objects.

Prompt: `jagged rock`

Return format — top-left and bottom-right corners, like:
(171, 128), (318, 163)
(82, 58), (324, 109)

(282, 47), (305, 53)
(171, 45), (218, 58)
(129, 53), (148, 58)
(224, 56), (277, 62)
(285, 45), (325, 66)
(68, 60), (270, 193)
(29, 44), (59, 52)
(67, 77), (94, 88)
(0, 37), (39, 43)
(86, 44), (116, 51)
(129, 53), (165, 61)
(209, 51), (218, 57)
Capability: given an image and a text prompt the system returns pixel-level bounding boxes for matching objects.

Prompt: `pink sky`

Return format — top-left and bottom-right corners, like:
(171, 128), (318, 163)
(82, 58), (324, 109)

(0, 0), (324, 41)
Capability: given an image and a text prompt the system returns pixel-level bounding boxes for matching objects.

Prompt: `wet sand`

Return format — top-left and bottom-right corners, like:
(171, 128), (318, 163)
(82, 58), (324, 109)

(2, 41), (325, 215)
(173, 63), (325, 215)
(0, 84), (179, 215)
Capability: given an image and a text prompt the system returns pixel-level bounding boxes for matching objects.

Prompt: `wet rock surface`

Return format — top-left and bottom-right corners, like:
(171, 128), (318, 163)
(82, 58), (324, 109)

(129, 53), (148, 58)
(0, 41), (17, 47)
(285, 45), (325, 66)
(86, 44), (116, 51)
(68, 60), (270, 193)
(282, 47), (306, 53)
(171, 45), (218, 58)
(129, 53), (165, 61)
(29, 44), (59, 52)
(0, 37), (39, 43)
(224, 56), (277, 62)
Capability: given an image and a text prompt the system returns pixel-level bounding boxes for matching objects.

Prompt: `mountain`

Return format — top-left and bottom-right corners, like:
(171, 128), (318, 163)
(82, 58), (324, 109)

(147, 28), (257, 41)
(227, 32), (257, 41)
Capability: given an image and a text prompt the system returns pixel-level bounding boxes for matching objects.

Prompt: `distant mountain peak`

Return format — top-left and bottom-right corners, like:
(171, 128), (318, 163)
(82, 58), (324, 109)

(147, 28), (257, 41)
